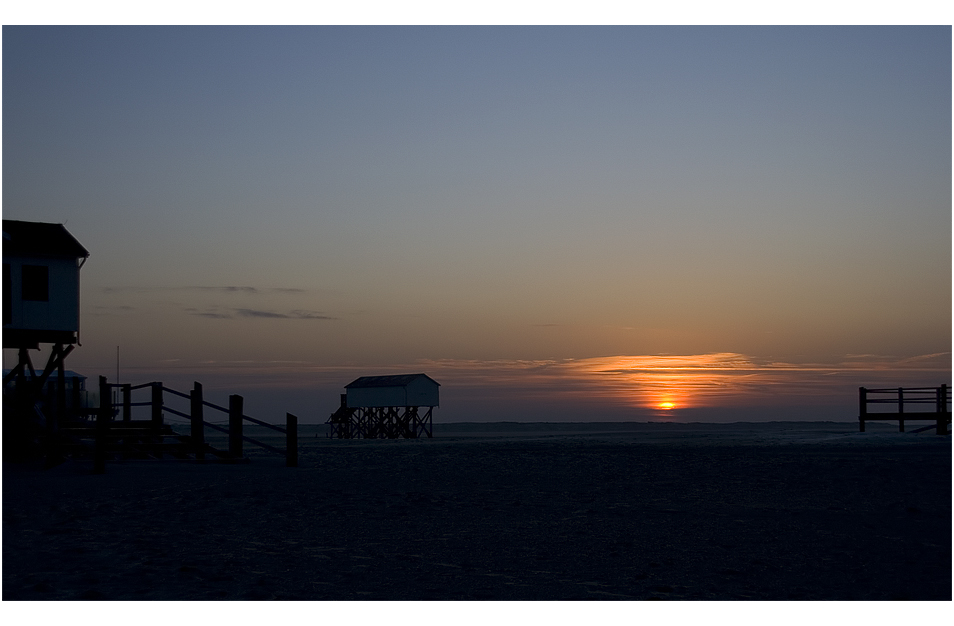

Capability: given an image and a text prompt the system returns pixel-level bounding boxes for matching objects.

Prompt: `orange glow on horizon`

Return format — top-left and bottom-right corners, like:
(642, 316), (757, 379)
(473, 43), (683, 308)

(554, 353), (795, 410)
(554, 353), (761, 410)
(418, 351), (952, 414)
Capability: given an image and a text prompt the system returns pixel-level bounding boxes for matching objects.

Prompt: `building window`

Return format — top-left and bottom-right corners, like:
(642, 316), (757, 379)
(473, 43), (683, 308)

(22, 265), (49, 302)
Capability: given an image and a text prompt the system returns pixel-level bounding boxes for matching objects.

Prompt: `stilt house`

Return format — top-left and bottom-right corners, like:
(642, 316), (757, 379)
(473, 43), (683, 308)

(3, 220), (89, 348)
(345, 373), (440, 408)
(328, 373), (440, 439)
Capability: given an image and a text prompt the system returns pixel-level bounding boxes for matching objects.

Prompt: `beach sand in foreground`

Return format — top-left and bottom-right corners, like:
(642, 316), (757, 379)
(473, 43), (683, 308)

(3, 422), (951, 600)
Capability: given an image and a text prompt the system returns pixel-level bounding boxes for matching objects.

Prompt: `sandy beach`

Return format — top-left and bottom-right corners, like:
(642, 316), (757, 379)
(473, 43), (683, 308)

(3, 421), (950, 601)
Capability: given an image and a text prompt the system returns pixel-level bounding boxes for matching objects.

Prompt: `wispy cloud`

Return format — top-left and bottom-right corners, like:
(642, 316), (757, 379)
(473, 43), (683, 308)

(191, 286), (307, 295)
(185, 307), (335, 320)
(89, 304), (137, 315)
(235, 308), (335, 320)
(189, 311), (233, 319)
(102, 286), (151, 294)
(104, 285), (307, 295)
(193, 286), (259, 294)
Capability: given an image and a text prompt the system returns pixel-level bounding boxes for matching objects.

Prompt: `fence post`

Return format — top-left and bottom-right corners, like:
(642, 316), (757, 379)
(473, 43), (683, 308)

(72, 376), (82, 420)
(123, 384), (132, 422)
(46, 357), (64, 465)
(56, 358), (66, 426)
(191, 382), (205, 461)
(94, 376), (109, 473)
(286, 413), (298, 467)
(229, 394), (243, 459)
(858, 387), (867, 433)
(897, 387), (904, 432)
(151, 382), (163, 431)
(938, 384), (947, 436)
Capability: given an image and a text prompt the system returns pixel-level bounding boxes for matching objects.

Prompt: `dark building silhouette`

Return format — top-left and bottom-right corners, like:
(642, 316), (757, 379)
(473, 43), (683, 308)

(3, 219), (89, 347)
(3, 220), (90, 458)
(328, 373), (439, 438)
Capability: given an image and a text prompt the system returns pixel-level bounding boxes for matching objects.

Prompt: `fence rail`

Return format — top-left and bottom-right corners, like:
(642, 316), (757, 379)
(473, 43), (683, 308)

(162, 386), (191, 401)
(241, 413), (287, 433)
(859, 385), (951, 435)
(88, 377), (299, 472)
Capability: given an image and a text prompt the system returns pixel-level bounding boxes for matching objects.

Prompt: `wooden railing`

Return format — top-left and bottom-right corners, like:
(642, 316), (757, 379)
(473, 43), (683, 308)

(859, 385), (951, 435)
(88, 376), (298, 472)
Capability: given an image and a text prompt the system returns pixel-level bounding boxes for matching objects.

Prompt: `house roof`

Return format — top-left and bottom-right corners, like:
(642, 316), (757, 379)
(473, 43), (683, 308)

(2, 220), (89, 259)
(345, 373), (440, 389)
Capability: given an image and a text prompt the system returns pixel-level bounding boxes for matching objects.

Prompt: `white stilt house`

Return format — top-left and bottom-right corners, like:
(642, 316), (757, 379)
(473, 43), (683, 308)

(3, 220), (90, 432)
(328, 373), (440, 439)
(3, 220), (89, 348)
(345, 373), (440, 409)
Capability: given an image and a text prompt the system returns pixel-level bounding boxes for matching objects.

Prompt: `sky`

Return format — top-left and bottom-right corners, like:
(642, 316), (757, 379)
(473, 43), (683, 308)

(2, 25), (951, 424)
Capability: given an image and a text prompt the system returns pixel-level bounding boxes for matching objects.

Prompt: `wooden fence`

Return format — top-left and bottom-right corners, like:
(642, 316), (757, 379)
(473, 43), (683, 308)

(82, 376), (298, 473)
(859, 385), (951, 435)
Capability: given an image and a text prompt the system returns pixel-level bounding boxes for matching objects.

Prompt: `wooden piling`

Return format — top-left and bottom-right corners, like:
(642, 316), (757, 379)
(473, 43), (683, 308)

(56, 356), (65, 426)
(938, 384), (947, 436)
(229, 394), (243, 459)
(71, 376), (81, 420)
(151, 382), (163, 431)
(898, 387), (904, 432)
(46, 354), (64, 464)
(122, 383), (132, 422)
(286, 413), (298, 467)
(859, 387), (866, 432)
(94, 376), (109, 474)
(191, 382), (205, 460)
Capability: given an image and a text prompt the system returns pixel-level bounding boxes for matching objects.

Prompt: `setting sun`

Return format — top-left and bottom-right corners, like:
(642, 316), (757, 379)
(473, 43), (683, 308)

(657, 402), (676, 410)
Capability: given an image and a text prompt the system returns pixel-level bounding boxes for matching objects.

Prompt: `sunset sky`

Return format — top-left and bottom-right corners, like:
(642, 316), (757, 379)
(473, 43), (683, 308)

(3, 25), (951, 423)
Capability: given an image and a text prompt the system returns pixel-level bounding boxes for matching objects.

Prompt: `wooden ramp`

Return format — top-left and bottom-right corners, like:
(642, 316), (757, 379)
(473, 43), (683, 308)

(8, 376), (299, 472)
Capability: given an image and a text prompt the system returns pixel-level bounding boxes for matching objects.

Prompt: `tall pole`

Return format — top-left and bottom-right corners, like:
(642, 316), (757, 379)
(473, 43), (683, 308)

(115, 346), (120, 415)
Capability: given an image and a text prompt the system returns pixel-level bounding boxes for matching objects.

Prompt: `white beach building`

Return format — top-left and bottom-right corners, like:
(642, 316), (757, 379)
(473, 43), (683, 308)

(345, 373), (440, 409)
(3, 219), (90, 348)
(328, 374), (440, 439)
